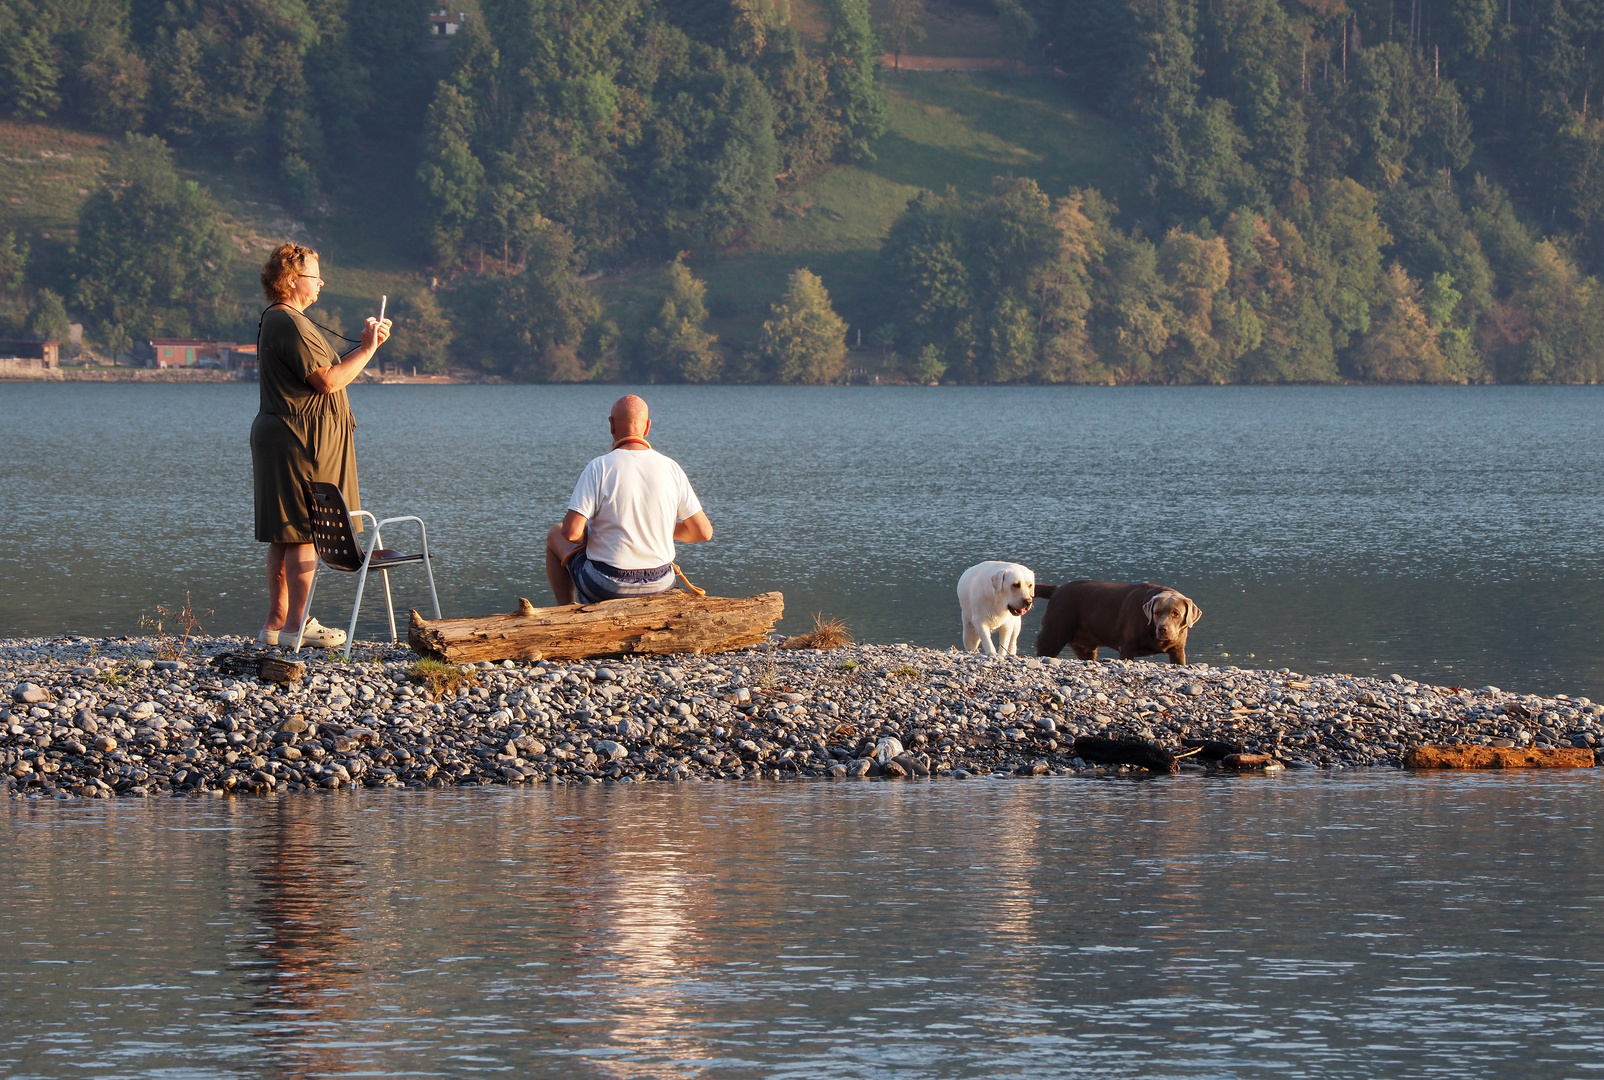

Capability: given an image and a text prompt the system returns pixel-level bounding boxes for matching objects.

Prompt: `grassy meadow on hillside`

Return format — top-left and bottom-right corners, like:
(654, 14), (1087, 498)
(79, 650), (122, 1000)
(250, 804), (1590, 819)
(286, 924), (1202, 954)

(602, 69), (1130, 352)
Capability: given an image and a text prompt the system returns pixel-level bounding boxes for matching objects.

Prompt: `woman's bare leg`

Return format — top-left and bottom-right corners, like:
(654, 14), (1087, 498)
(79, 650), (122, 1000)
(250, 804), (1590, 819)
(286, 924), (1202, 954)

(265, 542), (318, 632)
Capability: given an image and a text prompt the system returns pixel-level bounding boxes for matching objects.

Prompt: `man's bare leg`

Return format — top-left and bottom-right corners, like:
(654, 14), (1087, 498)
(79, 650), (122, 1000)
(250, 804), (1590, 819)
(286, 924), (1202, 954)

(546, 524), (581, 605)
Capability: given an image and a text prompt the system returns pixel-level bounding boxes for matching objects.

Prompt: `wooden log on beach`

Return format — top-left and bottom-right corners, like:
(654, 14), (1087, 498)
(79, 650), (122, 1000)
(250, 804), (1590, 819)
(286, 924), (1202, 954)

(407, 591), (785, 664)
(1072, 736), (1178, 773)
(1221, 752), (1282, 770)
(210, 651), (305, 684)
(1403, 745), (1595, 769)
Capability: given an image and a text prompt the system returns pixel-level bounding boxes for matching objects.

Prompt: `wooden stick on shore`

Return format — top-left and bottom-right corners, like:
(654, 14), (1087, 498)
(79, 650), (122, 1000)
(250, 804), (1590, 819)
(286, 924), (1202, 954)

(407, 591), (785, 664)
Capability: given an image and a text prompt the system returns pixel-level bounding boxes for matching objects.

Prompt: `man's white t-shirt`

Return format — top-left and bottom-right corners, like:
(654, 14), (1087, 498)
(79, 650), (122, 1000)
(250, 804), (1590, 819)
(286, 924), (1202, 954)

(567, 448), (703, 569)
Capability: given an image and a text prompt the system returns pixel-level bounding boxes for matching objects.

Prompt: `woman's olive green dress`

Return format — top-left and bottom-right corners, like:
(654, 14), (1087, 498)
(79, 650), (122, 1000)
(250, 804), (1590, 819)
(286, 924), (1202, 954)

(251, 306), (360, 543)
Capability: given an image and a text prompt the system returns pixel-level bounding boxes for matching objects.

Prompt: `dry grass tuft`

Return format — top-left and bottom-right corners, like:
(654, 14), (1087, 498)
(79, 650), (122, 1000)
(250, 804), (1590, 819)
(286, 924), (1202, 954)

(408, 657), (478, 699)
(782, 613), (854, 650)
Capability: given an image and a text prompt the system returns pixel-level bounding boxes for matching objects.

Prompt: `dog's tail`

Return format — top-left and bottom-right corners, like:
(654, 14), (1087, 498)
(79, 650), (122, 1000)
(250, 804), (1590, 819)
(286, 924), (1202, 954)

(1035, 583), (1057, 600)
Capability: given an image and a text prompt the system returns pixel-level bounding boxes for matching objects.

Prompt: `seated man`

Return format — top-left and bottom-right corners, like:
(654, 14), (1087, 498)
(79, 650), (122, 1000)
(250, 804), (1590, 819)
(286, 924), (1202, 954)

(545, 394), (714, 605)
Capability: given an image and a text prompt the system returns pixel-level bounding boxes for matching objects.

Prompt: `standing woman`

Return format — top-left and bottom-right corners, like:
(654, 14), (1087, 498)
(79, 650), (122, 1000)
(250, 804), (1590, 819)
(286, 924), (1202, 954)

(252, 243), (391, 647)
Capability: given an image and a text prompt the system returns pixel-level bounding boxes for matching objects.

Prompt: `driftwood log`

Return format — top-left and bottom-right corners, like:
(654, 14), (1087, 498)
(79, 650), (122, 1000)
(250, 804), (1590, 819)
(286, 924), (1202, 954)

(407, 591), (784, 664)
(1073, 736), (1179, 773)
(210, 651), (305, 685)
(1181, 737), (1245, 761)
(1403, 745), (1595, 769)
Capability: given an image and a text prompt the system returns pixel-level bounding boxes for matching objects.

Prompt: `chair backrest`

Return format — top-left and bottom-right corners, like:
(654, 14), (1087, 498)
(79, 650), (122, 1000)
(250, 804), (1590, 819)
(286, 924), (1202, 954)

(306, 482), (365, 572)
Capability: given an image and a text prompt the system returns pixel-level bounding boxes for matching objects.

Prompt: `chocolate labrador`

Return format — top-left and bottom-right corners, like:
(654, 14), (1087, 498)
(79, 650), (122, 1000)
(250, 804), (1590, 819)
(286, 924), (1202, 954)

(1034, 580), (1202, 664)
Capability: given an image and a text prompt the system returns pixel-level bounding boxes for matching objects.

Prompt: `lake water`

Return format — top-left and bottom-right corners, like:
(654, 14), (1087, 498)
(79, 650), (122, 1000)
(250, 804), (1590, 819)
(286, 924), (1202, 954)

(4, 775), (1604, 1078)
(7, 385), (1604, 1078)
(2, 383), (1602, 695)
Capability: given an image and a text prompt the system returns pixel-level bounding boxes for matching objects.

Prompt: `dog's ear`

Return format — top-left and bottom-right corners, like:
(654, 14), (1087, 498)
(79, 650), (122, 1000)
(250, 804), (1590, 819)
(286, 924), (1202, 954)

(1183, 597), (1203, 629)
(1142, 594), (1160, 626)
(992, 568), (1007, 592)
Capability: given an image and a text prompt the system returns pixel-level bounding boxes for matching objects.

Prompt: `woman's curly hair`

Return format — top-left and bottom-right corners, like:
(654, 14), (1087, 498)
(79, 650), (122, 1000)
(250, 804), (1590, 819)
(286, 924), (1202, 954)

(261, 243), (320, 303)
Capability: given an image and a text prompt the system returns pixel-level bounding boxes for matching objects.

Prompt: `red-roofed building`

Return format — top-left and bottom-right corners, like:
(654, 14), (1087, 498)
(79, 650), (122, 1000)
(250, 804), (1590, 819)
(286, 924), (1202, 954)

(149, 339), (213, 368)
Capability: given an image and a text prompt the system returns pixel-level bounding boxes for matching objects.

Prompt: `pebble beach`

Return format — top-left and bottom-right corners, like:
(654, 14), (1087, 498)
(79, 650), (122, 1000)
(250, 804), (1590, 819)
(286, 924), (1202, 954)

(3, 635), (1602, 799)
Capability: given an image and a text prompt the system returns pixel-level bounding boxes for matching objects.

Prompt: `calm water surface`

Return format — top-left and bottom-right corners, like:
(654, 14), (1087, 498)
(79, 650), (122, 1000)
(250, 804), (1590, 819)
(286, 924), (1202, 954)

(2, 383), (1602, 693)
(3, 775), (1603, 1078)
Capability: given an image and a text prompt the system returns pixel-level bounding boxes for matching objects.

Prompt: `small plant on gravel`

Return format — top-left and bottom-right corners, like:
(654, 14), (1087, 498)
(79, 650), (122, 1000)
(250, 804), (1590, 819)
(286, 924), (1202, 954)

(139, 592), (213, 661)
(754, 655), (780, 689)
(890, 664), (921, 679)
(408, 657), (477, 699)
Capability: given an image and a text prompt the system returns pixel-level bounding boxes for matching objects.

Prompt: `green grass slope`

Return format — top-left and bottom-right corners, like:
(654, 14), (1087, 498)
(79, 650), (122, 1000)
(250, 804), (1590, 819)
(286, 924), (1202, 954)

(603, 70), (1132, 353)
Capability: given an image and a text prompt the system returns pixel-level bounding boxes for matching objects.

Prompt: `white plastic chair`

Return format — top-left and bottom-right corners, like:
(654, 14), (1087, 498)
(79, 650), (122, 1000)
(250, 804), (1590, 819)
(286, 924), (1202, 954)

(294, 481), (442, 659)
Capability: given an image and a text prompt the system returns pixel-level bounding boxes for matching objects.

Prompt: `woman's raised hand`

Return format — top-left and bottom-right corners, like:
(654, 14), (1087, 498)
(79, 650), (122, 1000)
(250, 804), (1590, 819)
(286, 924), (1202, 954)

(363, 316), (393, 350)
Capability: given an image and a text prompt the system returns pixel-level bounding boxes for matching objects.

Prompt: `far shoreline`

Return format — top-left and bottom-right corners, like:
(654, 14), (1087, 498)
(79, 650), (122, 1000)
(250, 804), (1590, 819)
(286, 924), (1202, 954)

(5, 370), (1604, 389)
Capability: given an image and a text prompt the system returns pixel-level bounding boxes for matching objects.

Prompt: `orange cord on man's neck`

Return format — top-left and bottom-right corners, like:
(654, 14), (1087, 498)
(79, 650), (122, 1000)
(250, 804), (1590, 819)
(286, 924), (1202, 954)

(612, 435), (652, 450)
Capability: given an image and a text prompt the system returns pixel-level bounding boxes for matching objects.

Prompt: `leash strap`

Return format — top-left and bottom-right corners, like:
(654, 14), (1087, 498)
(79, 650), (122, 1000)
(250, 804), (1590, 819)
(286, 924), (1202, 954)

(673, 563), (706, 597)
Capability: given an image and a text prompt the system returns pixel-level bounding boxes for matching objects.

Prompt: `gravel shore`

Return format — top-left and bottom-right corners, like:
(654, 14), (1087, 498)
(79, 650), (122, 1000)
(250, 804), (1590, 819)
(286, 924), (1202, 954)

(4, 635), (1601, 799)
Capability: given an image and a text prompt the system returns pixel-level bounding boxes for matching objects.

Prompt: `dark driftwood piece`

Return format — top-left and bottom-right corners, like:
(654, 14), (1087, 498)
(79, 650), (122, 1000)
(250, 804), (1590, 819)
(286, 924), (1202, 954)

(1181, 738), (1245, 761)
(1073, 736), (1178, 773)
(407, 591), (785, 664)
(211, 651), (305, 684)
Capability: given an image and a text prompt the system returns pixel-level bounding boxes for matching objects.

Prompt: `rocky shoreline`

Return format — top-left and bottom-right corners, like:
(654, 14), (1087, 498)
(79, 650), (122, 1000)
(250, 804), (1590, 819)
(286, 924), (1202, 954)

(4, 635), (1601, 799)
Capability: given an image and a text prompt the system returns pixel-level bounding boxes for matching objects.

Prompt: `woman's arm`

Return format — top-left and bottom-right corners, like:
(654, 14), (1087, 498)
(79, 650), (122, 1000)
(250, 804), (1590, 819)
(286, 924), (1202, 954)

(306, 317), (392, 395)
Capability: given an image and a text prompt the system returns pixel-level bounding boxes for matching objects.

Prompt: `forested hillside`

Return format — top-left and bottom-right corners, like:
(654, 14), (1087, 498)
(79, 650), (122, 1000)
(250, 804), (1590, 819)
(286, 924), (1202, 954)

(2, 0), (1604, 382)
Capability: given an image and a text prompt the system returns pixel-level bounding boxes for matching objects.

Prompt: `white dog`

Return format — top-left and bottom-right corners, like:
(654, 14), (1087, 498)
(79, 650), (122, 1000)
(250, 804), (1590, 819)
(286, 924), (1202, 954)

(957, 561), (1037, 655)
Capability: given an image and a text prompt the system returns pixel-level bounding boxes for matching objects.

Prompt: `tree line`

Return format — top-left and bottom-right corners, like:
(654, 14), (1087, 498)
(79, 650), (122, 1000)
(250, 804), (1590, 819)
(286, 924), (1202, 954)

(6, 0), (1604, 381)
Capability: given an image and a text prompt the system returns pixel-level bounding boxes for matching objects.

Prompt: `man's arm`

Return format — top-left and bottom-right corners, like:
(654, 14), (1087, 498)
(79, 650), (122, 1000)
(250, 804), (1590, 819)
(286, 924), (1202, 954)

(674, 511), (713, 543)
(561, 510), (588, 543)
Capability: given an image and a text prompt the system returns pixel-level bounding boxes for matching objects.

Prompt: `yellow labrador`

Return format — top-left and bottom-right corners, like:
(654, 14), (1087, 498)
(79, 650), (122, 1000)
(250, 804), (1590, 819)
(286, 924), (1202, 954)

(957, 561), (1036, 655)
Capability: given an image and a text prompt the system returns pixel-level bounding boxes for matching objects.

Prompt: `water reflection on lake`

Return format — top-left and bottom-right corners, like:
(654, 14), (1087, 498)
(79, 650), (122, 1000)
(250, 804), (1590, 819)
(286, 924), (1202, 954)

(3, 775), (1603, 1077)
(3, 383), (1603, 694)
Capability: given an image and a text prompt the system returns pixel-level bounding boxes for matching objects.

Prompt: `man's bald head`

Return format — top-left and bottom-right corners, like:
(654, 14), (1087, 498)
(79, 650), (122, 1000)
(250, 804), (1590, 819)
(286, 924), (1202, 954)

(610, 394), (651, 443)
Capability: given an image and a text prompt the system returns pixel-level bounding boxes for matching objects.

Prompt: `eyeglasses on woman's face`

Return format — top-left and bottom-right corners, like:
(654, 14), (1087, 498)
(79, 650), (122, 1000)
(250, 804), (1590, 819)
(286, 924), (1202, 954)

(297, 274), (324, 285)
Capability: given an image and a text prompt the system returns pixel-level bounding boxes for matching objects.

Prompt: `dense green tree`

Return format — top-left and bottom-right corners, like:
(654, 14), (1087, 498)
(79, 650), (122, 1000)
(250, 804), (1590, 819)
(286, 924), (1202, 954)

(0, 9), (62, 117)
(27, 286), (69, 341)
(388, 286), (453, 374)
(820, 0), (886, 162)
(487, 221), (600, 381)
(71, 134), (231, 349)
(0, 230), (26, 296)
(643, 257), (721, 382)
(418, 81), (484, 264)
(756, 267), (847, 382)
(1347, 263), (1452, 382)
(68, 20), (149, 132)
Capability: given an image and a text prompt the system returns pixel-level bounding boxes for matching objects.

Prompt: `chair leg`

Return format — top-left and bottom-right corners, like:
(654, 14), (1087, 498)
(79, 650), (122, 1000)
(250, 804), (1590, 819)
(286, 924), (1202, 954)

(419, 528), (442, 620)
(293, 566), (320, 652)
(347, 560), (372, 662)
(381, 568), (398, 642)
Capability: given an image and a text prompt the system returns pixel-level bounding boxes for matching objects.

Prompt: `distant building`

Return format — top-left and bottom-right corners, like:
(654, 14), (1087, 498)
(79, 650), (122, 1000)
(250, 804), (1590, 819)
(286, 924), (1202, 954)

(428, 8), (468, 34)
(150, 339), (211, 368)
(148, 339), (254, 369)
(0, 340), (59, 371)
(221, 343), (257, 376)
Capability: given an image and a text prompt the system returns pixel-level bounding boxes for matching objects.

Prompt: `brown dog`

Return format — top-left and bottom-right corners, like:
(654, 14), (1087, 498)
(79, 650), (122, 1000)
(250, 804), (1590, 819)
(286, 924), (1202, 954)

(1034, 580), (1203, 664)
